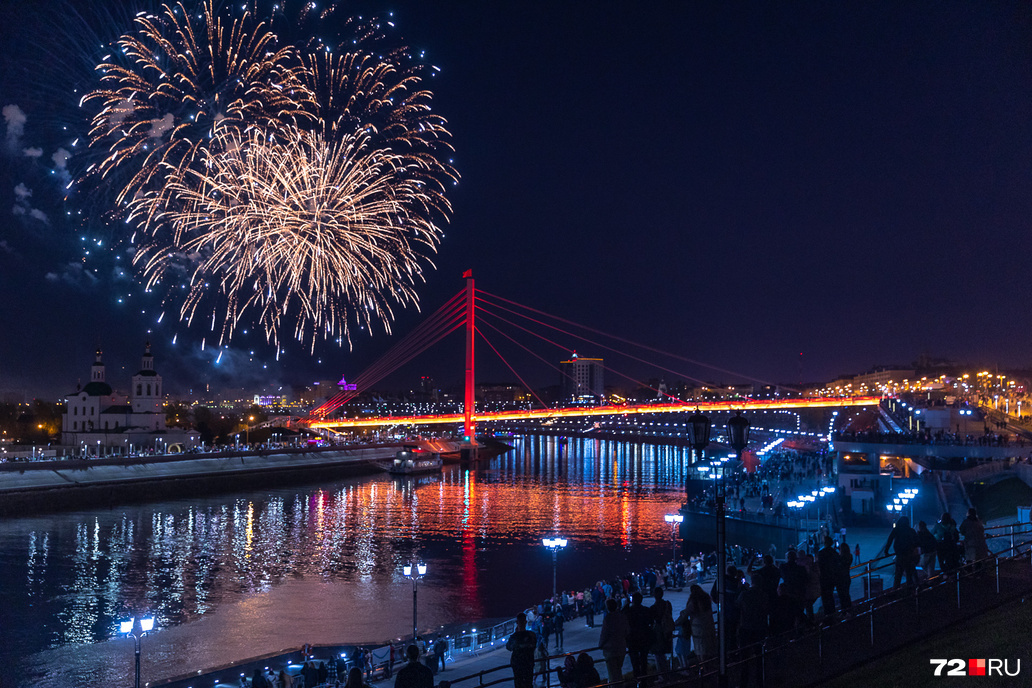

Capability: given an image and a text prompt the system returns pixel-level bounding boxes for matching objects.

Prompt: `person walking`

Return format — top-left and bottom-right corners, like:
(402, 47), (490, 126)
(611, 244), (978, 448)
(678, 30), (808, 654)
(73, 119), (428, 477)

(553, 606), (566, 651)
(599, 598), (630, 686)
(433, 637), (449, 672)
(507, 613), (539, 688)
(395, 645), (434, 688)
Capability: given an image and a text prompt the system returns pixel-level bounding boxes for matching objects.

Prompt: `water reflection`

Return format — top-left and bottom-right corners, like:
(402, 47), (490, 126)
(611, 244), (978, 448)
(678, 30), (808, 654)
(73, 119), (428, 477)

(0, 437), (698, 688)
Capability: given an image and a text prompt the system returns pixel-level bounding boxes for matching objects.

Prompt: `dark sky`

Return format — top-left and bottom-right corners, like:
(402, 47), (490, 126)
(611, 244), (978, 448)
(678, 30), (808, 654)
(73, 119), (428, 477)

(1, 1), (1030, 400)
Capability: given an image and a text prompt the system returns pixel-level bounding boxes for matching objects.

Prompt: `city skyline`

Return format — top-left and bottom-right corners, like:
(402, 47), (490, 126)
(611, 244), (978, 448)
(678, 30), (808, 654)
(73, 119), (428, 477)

(1, 1), (1030, 400)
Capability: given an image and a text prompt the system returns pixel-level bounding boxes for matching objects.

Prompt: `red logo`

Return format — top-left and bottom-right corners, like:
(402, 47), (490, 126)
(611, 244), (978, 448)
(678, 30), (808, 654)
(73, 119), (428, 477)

(969, 659), (985, 676)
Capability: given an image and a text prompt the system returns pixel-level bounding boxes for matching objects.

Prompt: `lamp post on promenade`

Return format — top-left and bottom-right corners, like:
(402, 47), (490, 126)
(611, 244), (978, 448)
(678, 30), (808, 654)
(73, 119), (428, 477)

(403, 562), (427, 641)
(664, 514), (684, 563)
(685, 409), (717, 679)
(119, 615), (155, 688)
(724, 411), (751, 688)
(542, 537), (568, 600)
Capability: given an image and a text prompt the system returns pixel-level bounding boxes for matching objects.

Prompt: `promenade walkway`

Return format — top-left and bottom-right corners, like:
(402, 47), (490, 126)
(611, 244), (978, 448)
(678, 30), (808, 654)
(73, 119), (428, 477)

(436, 584), (698, 688)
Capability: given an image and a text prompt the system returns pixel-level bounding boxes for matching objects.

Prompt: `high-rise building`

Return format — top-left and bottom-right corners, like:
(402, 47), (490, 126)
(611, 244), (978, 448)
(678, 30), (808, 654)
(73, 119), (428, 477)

(559, 351), (604, 404)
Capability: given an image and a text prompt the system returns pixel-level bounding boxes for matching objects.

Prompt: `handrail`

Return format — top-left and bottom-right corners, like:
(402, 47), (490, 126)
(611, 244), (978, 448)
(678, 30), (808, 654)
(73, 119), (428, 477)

(448, 645), (605, 688)
(443, 521), (1032, 688)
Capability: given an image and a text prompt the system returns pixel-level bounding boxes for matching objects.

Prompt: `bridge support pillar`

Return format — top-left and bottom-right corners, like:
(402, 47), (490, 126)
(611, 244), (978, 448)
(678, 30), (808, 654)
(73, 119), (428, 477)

(464, 271), (476, 441)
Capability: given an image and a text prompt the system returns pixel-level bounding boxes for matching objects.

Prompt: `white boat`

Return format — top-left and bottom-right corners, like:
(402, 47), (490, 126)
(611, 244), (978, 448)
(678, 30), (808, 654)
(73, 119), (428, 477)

(378, 448), (443, 476)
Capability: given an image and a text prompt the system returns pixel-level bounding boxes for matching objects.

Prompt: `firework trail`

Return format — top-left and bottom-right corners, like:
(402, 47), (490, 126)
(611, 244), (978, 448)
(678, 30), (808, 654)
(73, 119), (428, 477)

(83, 0), (455, 351)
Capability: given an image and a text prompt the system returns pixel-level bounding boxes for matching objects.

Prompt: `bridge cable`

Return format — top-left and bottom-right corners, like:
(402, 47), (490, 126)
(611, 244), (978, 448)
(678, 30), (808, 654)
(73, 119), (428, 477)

(477, 301), (689, 402)
(474, 326), (550, 409)
(477, 313), (679, 405)
(478, 289), (793, 391)
(311, 291), (466, 416)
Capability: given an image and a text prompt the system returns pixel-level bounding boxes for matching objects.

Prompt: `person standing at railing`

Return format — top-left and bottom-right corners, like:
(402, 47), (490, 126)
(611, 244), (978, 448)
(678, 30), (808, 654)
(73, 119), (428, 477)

(395, 645), (433, 688)
(710, 565), (744, 651)
(817, 536), (843, 620)
(932, 512), (961, 573)
(836, 541), (854, 612)
(624, 592), (654, 686)
(959, 508), (990, 571)
(432, 637), (448, 673)
(879, 516), (919, 588)
(553, 606), (566, 652)
(506, 613), (538, 688)
(650, 587), (674, 675)
(599, 598), (630, 686)
(778, 549), (808, 627)
(916, 521), (938, 579)
(736, 580), (769, 688)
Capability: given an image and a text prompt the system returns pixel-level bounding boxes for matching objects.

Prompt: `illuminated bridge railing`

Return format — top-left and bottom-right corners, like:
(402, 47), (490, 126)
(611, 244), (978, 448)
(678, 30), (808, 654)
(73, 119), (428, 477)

(306, 396), (881, 430)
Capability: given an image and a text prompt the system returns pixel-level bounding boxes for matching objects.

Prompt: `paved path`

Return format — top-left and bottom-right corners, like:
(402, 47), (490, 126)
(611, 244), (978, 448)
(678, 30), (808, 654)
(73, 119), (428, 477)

(436, 583), (696, 688)
(367, 473), (982, 688)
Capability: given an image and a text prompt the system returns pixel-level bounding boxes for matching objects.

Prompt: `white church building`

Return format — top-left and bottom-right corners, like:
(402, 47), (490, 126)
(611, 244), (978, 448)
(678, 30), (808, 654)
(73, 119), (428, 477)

(62, 345), (199, 455)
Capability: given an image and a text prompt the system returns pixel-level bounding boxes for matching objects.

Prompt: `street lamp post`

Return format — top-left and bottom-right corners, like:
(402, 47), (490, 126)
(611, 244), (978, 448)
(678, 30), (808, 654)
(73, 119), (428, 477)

(724, 411), (751, 688)
(119, 616), (155, 688)
(685, 409), (716, 677)
(664, 514), (684, 563)
(403, 562), (427, 641)
(542, 537), (568, 600)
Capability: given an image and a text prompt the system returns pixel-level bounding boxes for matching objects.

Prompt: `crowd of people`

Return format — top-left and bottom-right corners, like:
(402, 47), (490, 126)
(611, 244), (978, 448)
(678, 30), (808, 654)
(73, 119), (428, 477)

(834, 428), (1024, 448)
(506, 545), (856, 688)
(877, 508), (991, 586)
(686, 449), (834, 519)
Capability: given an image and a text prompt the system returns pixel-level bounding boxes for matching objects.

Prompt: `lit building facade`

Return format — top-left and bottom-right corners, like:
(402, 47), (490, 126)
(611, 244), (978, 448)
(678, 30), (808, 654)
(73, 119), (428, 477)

(559, 352), (604, 404)
(62, 345), (199, 454)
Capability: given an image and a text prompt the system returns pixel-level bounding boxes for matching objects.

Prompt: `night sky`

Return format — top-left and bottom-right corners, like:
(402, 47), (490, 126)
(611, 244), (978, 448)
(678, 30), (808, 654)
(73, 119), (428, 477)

(1, 1), (1030, 400)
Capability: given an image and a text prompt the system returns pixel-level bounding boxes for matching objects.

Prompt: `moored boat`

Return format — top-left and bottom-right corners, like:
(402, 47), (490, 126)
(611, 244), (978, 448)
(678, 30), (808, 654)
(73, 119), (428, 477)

(377, 448), (443, 475)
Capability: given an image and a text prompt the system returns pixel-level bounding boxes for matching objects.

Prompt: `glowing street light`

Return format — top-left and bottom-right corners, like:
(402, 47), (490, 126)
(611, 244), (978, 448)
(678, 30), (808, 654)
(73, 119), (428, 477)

(402, 562), (427, 641)
(119, 616), (156, 688)
(542, 537), (568, 600)
(664, 514), (684, 562)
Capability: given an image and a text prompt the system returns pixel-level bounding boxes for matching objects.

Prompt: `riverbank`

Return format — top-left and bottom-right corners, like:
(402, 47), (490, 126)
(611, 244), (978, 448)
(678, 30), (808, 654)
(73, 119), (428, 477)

(0, 438), (511, 516)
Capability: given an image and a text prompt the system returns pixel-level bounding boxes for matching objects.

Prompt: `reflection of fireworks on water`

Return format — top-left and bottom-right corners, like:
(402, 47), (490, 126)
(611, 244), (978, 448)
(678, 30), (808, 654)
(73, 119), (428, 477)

(83, 0), (455, 350)
(145, 128), (448, 350)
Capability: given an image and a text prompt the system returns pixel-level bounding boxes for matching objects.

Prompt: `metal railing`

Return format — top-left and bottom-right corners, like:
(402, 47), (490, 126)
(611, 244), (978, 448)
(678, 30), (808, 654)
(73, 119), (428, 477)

(441, 520), (1032, 688)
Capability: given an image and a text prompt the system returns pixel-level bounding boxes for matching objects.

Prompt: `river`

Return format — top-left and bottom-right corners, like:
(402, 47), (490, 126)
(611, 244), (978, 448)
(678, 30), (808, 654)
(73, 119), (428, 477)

(0, 436), (698, 688)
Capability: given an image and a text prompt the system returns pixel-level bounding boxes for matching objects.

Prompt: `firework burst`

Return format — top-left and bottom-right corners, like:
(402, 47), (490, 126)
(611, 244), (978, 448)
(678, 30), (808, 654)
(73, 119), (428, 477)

(83, 0), (456, 351)
(83, 1), (307, 227)
(140, 127), (447, 350)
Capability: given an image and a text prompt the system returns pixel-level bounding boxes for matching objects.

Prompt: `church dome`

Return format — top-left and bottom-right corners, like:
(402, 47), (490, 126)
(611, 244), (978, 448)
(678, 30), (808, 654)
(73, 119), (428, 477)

(82, 381), (113, 396)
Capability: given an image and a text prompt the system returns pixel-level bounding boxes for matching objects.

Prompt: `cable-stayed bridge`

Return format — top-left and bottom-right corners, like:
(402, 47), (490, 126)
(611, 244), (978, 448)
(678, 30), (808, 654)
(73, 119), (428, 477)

(304, 274), (879, 435)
